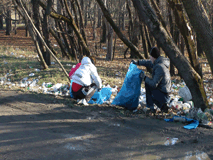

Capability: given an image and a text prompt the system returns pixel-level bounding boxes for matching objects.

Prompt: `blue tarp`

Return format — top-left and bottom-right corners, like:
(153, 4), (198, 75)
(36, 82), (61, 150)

(88, 87), (112, 104)
(111, 63), (142, 110)
(164, 116), (199, 129)
(70, 80), (112, 104)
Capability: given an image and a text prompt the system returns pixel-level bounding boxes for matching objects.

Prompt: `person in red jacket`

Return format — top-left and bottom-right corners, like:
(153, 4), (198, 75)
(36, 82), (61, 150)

(71, 56), (102, 106)
(69, 55), (83, 79)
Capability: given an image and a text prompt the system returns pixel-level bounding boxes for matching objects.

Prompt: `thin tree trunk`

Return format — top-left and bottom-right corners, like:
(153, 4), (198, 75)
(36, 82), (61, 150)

(0, 14), (3, 29)
(106, 26), (113, 61)
(6, 7), (12, 35)
(58, 22), (73, 58)
(43, 0), (53, 66)
(49, 28), (70, 59)
(168, 5), (175, 76)
(28, 24), (49, 69)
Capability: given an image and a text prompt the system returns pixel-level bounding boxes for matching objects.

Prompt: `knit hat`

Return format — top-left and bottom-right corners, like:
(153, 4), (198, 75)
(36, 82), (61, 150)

(150, 47), (160, 59)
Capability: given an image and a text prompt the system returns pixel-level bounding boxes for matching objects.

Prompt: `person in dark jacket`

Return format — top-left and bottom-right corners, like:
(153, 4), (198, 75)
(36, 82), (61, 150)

(132, 47), (171, 113)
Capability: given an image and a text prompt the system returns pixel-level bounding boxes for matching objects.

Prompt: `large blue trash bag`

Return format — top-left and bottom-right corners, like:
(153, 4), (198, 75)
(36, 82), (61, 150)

(112, 63), (142, 110)
(69, 80), (74, 98)
(88, 87), (112, 104)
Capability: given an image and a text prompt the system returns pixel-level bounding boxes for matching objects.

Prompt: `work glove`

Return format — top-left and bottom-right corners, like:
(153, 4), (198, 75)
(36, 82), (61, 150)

(131, 60), (138, 65)
(140, 70), (146, 81)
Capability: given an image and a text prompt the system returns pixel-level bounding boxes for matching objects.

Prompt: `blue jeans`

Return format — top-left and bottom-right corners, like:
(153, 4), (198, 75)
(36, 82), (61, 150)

(145, 83), (170, 110)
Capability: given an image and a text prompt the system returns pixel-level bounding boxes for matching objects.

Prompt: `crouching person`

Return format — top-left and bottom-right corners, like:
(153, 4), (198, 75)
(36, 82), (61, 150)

(71, 56), (102, 105)
(131, 47), (171, 113)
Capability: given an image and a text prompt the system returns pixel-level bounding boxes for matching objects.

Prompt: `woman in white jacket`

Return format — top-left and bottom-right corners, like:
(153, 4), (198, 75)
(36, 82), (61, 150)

(71, 56), (102, 105)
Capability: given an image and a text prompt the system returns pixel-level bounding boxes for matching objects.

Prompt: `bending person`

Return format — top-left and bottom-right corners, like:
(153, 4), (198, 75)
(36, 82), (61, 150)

(132, 47), (171, 113)
(71, 56), (102, 105)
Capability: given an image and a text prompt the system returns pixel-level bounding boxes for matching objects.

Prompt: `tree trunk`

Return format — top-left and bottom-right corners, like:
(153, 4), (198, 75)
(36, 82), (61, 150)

(106, 26), (113, 61)
(132, 0), (208, 111)
(182, 0), (213, 76)
(32, 0), (46, 67)
(126, 0), (133, 41)
(14, 6), (17, 34)
(6, 7), (12, 35)
(100, 19), (107, 43)
(58, 22), (73, 58)
(97, 7), (102, 27)
(130, 17), (140, 58)
(168, 0), (202, 78)
(96, 0), (145, 59)
(43, 0), (53, 66)
(168, 5), (175, 76)
(49, 28), (70, 59)
(121, 3), (125, 30)
(28, 23), (49, 69)
(93, 3), (97, 40)
(140, 23), (149, 59)
(0, 14), (3, 30)
(197, 38), (204, 57)
(75, 0), (87, 44)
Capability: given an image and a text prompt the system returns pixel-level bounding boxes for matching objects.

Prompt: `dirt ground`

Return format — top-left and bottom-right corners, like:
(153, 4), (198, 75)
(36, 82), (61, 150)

(0, 87), (213, 160)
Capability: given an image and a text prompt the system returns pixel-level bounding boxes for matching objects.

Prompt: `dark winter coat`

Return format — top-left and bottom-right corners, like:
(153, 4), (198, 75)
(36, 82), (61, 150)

(138, 56), (171, 93)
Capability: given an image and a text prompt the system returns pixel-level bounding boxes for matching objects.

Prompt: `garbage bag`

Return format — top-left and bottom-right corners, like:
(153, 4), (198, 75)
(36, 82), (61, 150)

(178, 86), (192, 102)
(88, 87), (112, 104)
(112, 63), (142, 110)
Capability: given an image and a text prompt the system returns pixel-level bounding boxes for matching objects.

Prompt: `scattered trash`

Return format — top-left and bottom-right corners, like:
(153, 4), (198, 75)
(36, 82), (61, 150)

(165, 116), (199, 129)
(29, 73), (35, 76)
(164, 137), (178, 146)
(184, 151), (210, 160)
(35, 69), (40, 72)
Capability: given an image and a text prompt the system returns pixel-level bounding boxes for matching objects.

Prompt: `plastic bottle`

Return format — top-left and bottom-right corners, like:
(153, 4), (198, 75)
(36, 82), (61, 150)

(164, 137), (170, 146)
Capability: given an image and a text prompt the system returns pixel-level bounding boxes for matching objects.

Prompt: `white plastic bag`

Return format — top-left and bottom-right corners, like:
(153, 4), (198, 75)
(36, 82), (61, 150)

(178, 86), (192, 102)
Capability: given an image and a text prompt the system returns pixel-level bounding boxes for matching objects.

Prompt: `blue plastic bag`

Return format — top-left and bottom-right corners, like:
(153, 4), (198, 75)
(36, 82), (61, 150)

(88, 87), (112, 104)
(70, 80), (74, 98)
(112, 63), (142, 110)
(164, 116), (199, 129)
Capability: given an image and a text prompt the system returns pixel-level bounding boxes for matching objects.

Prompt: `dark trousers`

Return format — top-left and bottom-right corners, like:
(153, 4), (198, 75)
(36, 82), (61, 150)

(72, 83), (97, 102)
(145, 83), (170, 109)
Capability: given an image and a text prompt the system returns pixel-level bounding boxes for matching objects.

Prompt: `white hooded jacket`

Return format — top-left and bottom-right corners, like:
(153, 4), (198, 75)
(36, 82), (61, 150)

(72, 57), (102, 88)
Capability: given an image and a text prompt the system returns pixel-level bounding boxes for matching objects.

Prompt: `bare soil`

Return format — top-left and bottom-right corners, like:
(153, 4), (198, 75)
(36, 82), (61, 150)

(1, 88), (213, 160)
